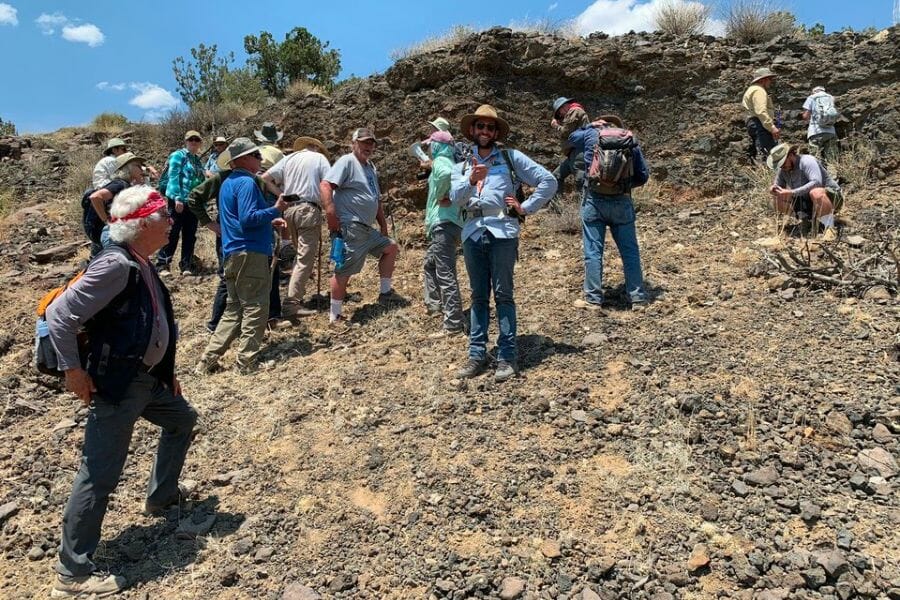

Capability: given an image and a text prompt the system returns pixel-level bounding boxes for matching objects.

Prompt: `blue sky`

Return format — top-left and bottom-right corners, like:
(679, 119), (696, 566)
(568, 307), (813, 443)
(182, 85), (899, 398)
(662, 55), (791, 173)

(0, 0), (894, 133)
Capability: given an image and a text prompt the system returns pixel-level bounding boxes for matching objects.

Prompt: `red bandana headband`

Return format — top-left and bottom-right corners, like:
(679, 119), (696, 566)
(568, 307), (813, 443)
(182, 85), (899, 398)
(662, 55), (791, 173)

(108, 191), (167, 223)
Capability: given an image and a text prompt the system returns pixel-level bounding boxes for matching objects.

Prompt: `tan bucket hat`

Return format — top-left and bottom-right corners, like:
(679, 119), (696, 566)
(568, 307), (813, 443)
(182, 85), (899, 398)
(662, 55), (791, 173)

(597, 114), (625, 128)
(460, 105), (510, 142)
(213, 136), (228, 144)
(103, 137), (127, 156)
(184, 130), (203, 141)
(114, 152), (143, 171)
(766, 142), (796, 171)
(751, 67), (776, 84)
(292, 136), (328, 155)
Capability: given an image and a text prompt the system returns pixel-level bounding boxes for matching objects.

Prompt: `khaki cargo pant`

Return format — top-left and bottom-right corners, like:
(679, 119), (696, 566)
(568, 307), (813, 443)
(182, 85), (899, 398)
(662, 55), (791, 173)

(202, 251), (271, 369)
(284, 202), (322, 310)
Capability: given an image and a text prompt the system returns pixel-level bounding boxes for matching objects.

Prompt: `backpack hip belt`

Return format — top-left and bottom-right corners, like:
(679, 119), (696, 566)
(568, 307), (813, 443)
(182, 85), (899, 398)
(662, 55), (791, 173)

(463, 206), (510, 221)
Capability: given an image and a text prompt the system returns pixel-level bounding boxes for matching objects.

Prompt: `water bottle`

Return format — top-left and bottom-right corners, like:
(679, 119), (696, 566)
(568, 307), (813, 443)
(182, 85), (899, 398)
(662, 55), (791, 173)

(330, 236), (346, 270)
(36, 317), (50, 338)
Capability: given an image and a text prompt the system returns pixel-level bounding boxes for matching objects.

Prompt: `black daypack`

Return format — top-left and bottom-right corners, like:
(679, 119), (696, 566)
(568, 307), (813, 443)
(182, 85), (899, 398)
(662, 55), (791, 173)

(157, 164), (169, 197)
(586, 123), (637, 196)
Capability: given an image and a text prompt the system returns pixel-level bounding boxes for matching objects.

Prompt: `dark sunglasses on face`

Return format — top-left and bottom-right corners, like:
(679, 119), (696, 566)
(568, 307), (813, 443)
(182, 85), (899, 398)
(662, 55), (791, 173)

(187, 137), (202, 142)
(250, 152), (263, 159)
(475, 122), (496, 132)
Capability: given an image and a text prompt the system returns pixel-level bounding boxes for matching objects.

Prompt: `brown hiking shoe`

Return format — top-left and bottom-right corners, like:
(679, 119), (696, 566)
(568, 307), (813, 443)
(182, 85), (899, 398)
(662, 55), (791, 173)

(456, 357), (487, 379)
(52, 572), (126, 597)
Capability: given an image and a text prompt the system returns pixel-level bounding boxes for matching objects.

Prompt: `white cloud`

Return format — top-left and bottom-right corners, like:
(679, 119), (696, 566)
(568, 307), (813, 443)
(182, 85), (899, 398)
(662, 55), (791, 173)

(36, 12), (67, 34)
(573, 0), (724, 36)
(0, 3), (17, 26)
(128, 83), (179, 111)
(97, 81), (127, 91)
(62, 23), (104, 46)
(549, 2), (558, 11)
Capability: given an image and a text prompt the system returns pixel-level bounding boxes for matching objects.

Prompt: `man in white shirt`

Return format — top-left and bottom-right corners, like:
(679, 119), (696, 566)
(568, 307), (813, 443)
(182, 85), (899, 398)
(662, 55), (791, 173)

(802, 86), (839, 163)
(263, 136), (331, 317)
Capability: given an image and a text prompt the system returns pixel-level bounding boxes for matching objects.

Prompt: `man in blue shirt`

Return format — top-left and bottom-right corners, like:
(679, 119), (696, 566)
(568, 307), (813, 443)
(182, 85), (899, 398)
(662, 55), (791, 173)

(205, 136), (228, 177)
(567, 115), (650, 310)
(450, 105), (557, 382)
(197, 138), (287, 374)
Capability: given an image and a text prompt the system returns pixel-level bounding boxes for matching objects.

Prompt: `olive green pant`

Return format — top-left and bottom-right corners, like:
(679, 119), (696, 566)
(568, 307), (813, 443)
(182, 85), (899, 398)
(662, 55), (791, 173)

(203, 251), (271, 369)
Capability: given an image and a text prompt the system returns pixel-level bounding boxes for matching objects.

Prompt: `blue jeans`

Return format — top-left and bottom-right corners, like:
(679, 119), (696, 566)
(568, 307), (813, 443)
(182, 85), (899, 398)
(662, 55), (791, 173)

(462, 232), (518, 362)
(581, 194), (647, 305)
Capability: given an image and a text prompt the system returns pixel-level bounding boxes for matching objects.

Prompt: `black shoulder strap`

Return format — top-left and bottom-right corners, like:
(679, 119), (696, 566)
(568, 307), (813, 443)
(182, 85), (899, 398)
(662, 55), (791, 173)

(499, 148), (521, 190)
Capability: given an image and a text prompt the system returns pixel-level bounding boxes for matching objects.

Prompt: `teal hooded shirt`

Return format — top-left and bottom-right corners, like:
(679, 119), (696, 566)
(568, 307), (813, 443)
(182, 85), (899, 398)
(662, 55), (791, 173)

(425, 141), (463, 234)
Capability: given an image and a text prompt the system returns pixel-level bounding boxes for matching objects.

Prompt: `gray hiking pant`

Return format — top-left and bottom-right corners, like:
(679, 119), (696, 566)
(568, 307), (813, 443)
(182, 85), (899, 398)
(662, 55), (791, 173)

(56, 371), (197, 577)
(423, 222), (465, 331)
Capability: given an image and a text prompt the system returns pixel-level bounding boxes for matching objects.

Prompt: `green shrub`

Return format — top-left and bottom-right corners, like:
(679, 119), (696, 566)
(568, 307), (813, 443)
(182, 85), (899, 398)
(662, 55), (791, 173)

(0, 118), (15, 136)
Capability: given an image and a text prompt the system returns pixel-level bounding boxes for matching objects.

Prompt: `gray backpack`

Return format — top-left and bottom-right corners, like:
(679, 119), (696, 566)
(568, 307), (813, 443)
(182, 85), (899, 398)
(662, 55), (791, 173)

(813, 93), (840, 126)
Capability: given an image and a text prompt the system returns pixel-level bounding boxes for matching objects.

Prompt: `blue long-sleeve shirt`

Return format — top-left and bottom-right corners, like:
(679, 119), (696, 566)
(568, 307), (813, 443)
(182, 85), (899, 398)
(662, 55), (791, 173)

(567, 126), (650, 194)
(449, 145), (557, 242)
(219, 169), (280, 259)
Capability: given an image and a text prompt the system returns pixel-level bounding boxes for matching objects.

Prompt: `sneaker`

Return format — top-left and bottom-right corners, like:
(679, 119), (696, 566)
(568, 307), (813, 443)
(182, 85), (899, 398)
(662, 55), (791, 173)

(181, 269), (195, 277)
(143, 484), (188, 517)
(573, 298), (604, 311)
(51, 572), (126, 597)
(284, 305), (317, 318)
(455, 357), (487, 379)
(494, 360), (517, 382)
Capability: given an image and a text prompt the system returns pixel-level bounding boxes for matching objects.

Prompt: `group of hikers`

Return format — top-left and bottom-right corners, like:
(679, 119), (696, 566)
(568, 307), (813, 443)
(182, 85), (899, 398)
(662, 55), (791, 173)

(42, 66), (850, 596)
(743, 67), (845, 240)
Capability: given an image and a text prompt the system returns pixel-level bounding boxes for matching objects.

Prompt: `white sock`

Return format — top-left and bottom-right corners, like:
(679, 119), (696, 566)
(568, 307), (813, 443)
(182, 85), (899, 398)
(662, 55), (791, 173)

(819, 214), (834, 228)
(330, 299), (342, 322)
(379, 277), (392, 294)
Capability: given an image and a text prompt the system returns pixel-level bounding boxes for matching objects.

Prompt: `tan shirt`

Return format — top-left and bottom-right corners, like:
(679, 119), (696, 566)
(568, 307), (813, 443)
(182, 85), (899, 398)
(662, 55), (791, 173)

(742, 84), (775, 132)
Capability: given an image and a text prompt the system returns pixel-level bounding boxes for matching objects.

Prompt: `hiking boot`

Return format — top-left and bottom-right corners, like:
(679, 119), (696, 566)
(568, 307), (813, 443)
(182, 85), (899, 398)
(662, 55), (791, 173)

(378, 289), (405, 306)
(456, 357), (487, 379)
(494, 360), (517, 382)
(143, 484), (189, 517)
(194, 356), (220, 375)
(819, 227), (837, 242)
(51, 572), (126, 597)
(573, 298), (603, 311)
(425, 304), (442, 315)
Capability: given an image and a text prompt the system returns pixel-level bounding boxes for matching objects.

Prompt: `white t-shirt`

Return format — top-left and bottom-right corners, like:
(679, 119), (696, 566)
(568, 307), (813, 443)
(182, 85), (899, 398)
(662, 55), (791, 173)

(803, 92), (837, 139)
(266, 150), (330, 202)
(92, 155), (118, 190)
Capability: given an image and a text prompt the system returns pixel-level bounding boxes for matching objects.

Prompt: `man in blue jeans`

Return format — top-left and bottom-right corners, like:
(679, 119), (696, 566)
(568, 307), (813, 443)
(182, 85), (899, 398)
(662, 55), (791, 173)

(567, 115), (650, 309)
(450, 105), (557, 381)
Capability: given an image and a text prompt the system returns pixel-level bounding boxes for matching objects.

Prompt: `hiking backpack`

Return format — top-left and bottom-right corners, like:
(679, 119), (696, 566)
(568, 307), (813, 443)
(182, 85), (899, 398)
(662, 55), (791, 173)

(586, 122), (637, 196)
(33, 245), (136, 376)
(157, 163), (170, 197)
(813, 93), (840, 126)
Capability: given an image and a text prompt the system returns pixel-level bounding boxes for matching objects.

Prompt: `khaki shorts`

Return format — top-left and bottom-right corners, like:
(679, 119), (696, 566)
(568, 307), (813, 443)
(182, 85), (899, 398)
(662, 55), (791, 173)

(335, 222), (392, 276)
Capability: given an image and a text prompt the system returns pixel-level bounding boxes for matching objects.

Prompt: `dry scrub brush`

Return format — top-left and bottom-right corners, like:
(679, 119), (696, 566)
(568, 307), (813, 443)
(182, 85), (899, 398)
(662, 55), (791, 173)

(508, 17), (580, 39)
(286, 79), (330, 100)
(389, 25), (479, 61)
(63, 146), (100, 199)
(724, 0), (797, 44)
(90, 112), (129, 133)
(652, 0), (712, 36)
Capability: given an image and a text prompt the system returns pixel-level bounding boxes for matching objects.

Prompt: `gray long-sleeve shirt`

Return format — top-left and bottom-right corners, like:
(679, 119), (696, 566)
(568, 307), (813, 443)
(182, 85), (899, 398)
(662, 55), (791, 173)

(775, 154), (840, 198)
(46, 249), (169, 371)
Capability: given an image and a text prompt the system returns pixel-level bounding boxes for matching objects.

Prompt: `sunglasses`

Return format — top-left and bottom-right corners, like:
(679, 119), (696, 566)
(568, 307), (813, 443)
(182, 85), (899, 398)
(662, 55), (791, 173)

(187, 137), (202, 142)
(250, 152), (263, 159)
(475, 122), (496, 132)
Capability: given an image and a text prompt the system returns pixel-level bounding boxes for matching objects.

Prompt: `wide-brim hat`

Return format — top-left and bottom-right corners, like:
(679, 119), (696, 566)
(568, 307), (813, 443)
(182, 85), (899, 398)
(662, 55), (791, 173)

(766, 142), (794, 171)
(114, 152), (143, 171)
(429, 117), (451, 132)
(751, 67), (776, 84)
(254, 122), (283, 143)
(460, 104), (510, 142)
(226, 137), (260, 164)
(213, 136), (228, 144)
(597, 114), (624, 128)
(104, 137), (127, 156)
(216, 150), (232, 171)
(552, 97), (573, 117)
(292, 136), (328, 155)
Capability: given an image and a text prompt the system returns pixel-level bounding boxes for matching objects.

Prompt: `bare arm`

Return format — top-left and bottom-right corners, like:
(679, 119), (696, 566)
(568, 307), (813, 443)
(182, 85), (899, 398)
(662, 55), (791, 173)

(319, 180), (340, 232)
(89, 189), (114, 222)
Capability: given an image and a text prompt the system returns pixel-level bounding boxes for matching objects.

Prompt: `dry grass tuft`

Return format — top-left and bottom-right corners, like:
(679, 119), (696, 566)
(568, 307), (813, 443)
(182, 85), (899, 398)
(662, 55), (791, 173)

(509, 17), (580, 39)
(0, 187), (13, 218)
(724, 0), (797, 44)
(652, 0), (712, 36)
(286, 79), (330, 100)
(828, 136), (878, 188)
(64, 146), (99, 198)
(542, 192), (582, 234)
(389, 25), (479, 61)
(91, 112), (129, 133)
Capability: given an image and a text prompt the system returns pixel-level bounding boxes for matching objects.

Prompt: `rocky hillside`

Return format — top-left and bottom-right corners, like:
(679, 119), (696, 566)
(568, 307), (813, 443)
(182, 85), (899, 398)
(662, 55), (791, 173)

(0, 26), (898, 600)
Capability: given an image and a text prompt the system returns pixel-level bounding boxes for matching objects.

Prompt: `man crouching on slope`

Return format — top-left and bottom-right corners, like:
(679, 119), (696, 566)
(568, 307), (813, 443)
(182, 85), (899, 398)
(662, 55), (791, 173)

(450, 105), (557, 382)
(46, 186), (198, 597)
